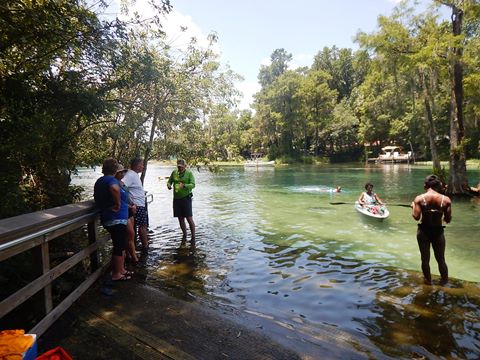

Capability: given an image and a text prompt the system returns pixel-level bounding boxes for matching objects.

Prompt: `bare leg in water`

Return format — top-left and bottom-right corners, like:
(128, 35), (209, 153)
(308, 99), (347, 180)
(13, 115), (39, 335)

(178, 217), (187, 239)
(187, 216), (195, 241)
(417, 230), (432, 285)
(432, 235), (448, 285)
(178, 216), (195, 241)
(126, 218), (138, 264)
(417, 229), (448, 285)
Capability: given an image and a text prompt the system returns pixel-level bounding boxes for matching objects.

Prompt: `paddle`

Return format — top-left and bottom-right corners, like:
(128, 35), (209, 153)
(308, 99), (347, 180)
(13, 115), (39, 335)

(329, 202), (411, 208)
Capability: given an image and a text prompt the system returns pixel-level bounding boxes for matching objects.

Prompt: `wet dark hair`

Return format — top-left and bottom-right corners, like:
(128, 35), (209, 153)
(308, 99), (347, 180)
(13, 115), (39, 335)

(102, 158), (118, 175)
(424, 175), (442, 191)
(364, 182), (374, 190)
(130, 157), (143, 168)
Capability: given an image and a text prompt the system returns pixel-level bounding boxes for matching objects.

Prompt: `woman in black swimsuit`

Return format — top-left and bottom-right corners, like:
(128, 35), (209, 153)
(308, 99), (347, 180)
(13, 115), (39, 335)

(411, 175), (452, 285)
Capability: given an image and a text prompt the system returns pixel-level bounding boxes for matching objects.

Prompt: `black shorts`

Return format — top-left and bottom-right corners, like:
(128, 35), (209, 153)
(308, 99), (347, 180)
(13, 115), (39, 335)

(418, 224), (445, 242)
(105, 224), (127, 256)
(173, 195), (193, 218)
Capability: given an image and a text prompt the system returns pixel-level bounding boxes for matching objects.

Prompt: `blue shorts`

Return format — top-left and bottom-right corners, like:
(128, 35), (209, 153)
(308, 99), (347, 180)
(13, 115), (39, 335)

(135, 206), (149, 227)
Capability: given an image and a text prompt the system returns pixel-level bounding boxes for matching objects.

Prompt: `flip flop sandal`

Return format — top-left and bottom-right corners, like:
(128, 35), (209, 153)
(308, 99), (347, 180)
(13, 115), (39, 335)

(112, 275), (131, 281)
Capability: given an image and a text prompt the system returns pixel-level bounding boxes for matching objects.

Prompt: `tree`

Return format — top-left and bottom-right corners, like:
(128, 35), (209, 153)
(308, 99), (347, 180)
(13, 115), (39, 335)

(356, 4), (448, 169)
(297, 69), (337, 155)
(312, 46), (356, 101)
(0, 0), (126, 216)
(258, 48), (292, 88)
(437, 0), (480, 194)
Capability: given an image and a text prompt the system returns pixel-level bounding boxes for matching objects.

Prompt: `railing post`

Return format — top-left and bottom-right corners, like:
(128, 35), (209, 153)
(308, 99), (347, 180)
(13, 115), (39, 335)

(41, 237), (53, 314)
(87, 219), (99, 272)
(33, 235), (52, 316)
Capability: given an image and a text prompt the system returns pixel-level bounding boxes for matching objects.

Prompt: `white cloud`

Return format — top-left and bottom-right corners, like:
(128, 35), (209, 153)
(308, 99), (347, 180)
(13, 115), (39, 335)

(258, 52), (313, 70)
(114, 1), (261, 108)
(115, 1), (219, 54)
(235, 80), (260, 110)
(160, 10), (221, 54)
(260, 57), (271, 67)
(291, 52), (314, 69)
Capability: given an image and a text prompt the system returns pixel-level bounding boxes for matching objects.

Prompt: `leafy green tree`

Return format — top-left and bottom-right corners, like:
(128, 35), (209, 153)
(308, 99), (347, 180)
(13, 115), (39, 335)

(258, 48), (292, 88)
(312, 46), (356, 101)
(357, 4), (448, 170)
(0, 0), (125, 216)
(297, 69), (337, 155)
(437, 0), (480, 194)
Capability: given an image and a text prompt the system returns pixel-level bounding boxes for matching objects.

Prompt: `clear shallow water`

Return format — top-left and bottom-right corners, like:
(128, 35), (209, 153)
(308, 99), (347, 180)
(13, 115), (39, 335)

(74, 163), (480, 359)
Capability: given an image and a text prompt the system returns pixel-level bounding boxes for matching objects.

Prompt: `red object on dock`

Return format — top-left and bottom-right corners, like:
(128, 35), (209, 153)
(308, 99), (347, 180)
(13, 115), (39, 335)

(36, 346), (73, 360)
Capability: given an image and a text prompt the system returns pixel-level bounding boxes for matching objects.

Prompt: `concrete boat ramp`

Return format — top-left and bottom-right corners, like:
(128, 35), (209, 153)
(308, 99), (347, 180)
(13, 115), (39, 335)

(37, 277), (386, 360)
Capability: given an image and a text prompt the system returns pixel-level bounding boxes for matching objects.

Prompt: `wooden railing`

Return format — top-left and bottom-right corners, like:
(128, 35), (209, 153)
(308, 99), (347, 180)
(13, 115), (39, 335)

(0, 201), (110, 337)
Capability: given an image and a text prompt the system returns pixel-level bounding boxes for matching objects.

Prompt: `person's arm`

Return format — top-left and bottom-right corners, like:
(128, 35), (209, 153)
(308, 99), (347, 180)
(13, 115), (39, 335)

(375, 194), (384, 205)
(122, 171), (131, 187)
(167, 171), (174, 190)
(109, 184), (121, 212)
(443, 197), (452, 224)
(411, 196), (422, 221)
(183, 171), (195, 191)
(358, 192), (365, 205)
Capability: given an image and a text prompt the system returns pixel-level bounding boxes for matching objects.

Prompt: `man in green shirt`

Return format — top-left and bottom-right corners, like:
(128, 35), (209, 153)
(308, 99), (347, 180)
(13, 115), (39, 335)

(167, 159), (196, 241)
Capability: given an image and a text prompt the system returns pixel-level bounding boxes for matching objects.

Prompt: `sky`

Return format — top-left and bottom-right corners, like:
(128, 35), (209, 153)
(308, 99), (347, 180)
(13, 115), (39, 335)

(114, 0), (442, 109)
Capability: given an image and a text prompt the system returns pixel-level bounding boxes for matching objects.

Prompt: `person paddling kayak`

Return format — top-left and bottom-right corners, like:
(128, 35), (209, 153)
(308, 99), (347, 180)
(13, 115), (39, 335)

(358, 182), (385, 215)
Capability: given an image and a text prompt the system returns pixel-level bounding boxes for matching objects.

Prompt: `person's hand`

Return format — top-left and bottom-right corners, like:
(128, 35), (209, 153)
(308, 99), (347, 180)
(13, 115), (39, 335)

(179, 182), (185, 189)
(112, 204), (120, 212)
(130, 204), (137, 215)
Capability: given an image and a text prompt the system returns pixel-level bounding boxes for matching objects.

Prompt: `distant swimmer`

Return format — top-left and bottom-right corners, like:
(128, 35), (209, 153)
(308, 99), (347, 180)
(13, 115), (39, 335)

(327, 186), (342, 193)
(289, 185), (342, 193)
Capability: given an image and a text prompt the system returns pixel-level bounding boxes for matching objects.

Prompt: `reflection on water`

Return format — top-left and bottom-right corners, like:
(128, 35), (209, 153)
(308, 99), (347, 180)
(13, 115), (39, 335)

(73, 164), (480, 358)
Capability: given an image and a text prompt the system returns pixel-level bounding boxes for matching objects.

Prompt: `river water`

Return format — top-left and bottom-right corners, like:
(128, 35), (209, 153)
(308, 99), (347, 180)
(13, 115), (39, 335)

(74, 163), (480, 359)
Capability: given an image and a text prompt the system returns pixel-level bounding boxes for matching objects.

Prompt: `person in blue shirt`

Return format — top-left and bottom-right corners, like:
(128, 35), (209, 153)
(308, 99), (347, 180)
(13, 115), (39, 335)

(94, 158), (130, 281)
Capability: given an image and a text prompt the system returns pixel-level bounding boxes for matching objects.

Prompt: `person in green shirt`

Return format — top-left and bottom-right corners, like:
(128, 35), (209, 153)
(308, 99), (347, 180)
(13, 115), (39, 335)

(167, 159), (196, 241)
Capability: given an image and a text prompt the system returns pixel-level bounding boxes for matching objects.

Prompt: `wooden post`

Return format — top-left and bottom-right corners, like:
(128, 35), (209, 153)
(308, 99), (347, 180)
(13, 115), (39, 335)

(41, 238), (53, 314)
(87, 219), (99, 272)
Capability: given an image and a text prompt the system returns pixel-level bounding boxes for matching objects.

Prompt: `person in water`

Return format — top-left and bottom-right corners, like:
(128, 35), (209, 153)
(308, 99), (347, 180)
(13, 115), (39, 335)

(167, 159), (196, 241)
(358, 182), (384, 214)
(411, 175), (452, 285)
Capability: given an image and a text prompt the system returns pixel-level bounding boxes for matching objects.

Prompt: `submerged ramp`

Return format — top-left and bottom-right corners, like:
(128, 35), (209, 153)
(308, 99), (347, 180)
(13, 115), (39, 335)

(37, 278), (381, 360)
(38, 279), (302, 360)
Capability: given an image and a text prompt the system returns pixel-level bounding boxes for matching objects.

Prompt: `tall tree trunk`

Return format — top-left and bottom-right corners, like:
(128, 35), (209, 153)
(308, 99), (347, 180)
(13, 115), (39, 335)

(141, 107), (159, 184)
(418, 69), (441, 171)
(447, 4), (469, 195)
